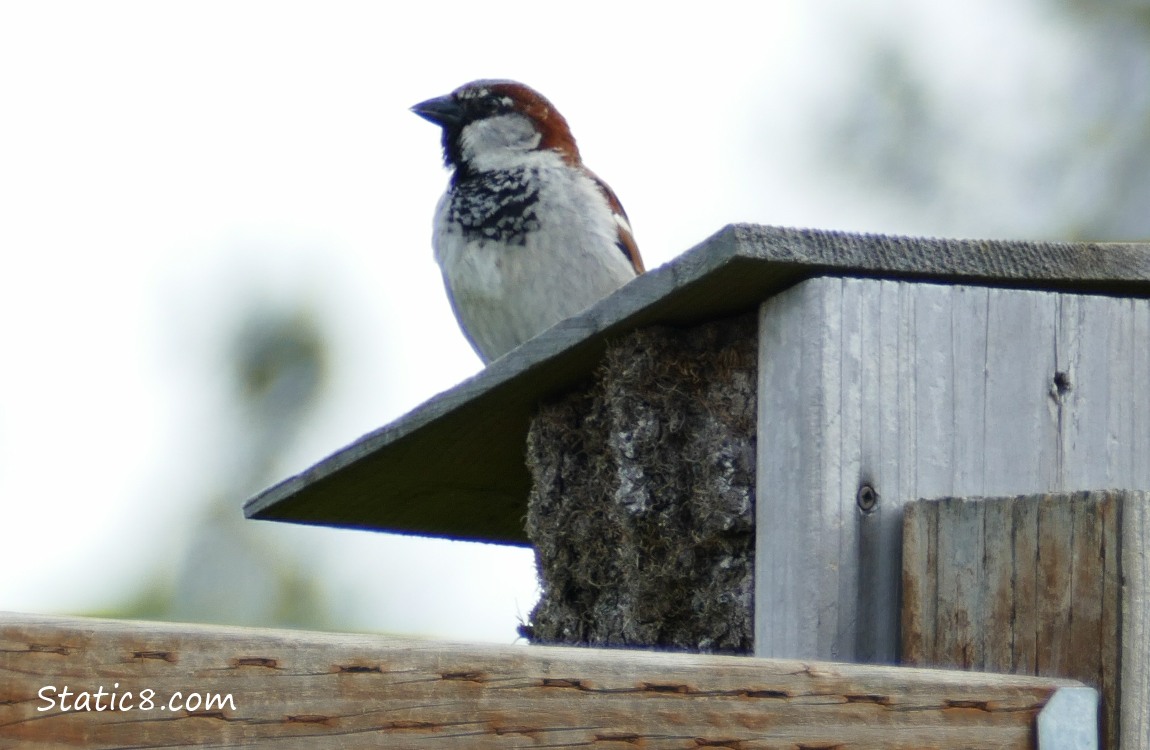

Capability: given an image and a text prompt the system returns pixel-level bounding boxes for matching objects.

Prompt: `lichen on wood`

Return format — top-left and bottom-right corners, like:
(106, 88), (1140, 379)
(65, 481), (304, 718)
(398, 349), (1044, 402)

(525, 314), (757, 654)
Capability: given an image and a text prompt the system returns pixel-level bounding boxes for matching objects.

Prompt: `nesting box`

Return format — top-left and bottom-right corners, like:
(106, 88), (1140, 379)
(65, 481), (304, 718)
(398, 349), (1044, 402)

(246, 224), (1150, 672)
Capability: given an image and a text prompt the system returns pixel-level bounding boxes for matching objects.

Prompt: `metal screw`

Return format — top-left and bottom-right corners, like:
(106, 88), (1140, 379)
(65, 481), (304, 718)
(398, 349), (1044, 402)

(857, 484), (878, 513)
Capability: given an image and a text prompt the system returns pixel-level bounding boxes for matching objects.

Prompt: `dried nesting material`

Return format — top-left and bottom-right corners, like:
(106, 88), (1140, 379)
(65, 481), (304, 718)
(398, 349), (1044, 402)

(525, 314), (756, 654)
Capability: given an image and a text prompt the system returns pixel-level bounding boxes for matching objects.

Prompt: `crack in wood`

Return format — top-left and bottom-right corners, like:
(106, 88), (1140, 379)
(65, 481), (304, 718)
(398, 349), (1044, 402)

(381, 720), (440, 730)
(539, 677), (587, 689)
(492, 725), (541, 737)
(594, 732), (642, 744)
(539, 679), (792, 700)
(943, 699), (992, 711)
(232, 657), (280, 669)
(693, 739), (745, 748)
(742, 689), (791, 699)
(641, 683), (691, 694)
(131, 650), (176, 662)
(844, 693), (892, 706)
(184, 710), (228, 720)
(27, 643), (73, 656)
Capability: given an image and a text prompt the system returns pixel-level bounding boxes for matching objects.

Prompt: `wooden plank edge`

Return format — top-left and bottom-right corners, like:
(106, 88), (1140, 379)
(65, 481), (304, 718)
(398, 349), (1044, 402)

(240, 227), (747, 522)
(1121, 491), (1150, 750)
(1, 612), (1089, 749)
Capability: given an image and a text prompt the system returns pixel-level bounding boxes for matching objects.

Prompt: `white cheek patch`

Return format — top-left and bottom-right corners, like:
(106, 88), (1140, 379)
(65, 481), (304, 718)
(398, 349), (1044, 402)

(460, 114), (542, 166)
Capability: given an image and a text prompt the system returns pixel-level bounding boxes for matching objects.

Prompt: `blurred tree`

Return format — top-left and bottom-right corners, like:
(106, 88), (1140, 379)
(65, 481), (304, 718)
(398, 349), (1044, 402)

(104, 300), (335, 629)
(813, 1), (1150, 241)
(172, 304), (331, 627)
(229, 308), (329, 481)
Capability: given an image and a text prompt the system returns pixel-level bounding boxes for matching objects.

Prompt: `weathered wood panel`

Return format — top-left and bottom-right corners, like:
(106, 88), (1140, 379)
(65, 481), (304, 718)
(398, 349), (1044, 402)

(0, 612), (1089, 749)
(756, 278), (1150, 664)
(902, 490), (1149, 750)
(1121, 494), (1150, 750)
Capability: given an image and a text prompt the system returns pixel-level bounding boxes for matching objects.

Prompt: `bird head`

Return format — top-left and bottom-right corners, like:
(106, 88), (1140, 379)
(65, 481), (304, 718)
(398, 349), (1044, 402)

(412, 80), (581, 175)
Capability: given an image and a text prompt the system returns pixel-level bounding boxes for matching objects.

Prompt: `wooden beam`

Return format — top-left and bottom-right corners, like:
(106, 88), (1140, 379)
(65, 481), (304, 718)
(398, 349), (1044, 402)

(0, 612), (1089, 749)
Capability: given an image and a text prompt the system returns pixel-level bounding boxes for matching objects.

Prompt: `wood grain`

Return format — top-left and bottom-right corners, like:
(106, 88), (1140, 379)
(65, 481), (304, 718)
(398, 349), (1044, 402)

(0, 612), (1087, 749)
(1122, 496), (1150, 750)
(756, 277), (1150, 665)
(901, 490), (1149, 750)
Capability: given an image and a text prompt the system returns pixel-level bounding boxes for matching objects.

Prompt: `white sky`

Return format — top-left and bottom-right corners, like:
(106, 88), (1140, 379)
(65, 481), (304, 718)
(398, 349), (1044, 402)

(0, 1), (1067, 641)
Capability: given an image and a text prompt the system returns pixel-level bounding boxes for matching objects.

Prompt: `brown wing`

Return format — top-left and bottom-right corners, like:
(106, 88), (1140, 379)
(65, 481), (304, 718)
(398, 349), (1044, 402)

(585, 168), (645, 274)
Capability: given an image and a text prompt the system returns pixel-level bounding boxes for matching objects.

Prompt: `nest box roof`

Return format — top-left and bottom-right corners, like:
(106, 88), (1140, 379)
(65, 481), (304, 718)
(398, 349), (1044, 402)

(244, 224), (1150, 545)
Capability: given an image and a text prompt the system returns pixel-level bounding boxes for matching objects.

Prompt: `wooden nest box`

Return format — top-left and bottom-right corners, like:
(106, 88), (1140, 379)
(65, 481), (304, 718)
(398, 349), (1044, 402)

(247, 224), (1150, 746)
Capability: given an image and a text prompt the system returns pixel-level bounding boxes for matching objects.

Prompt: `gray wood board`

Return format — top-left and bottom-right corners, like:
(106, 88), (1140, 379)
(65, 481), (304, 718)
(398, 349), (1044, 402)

(756, 277), (1150, 666)
(244, 224), (1150, 545)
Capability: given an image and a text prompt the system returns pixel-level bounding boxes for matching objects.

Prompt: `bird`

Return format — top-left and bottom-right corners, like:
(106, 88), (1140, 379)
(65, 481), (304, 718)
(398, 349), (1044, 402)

(411, 80), (644, 364)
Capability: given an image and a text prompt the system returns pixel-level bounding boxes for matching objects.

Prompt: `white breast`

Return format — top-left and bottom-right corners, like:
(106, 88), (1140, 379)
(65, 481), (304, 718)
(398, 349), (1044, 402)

(432, 159), (637, 363)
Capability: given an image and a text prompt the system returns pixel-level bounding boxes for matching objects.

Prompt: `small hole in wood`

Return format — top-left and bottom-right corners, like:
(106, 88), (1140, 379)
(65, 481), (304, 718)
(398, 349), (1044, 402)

(856, 484), (878, 513)
(1053, 371), (1072, 395)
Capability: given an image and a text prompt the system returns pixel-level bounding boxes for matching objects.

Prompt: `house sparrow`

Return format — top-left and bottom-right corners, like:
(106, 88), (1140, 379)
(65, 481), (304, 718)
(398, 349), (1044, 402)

(412, 80), (644, 363)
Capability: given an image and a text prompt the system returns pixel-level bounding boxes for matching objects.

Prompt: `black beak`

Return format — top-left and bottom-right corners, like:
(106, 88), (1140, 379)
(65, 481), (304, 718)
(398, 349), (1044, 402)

(411, 94), (462, 128)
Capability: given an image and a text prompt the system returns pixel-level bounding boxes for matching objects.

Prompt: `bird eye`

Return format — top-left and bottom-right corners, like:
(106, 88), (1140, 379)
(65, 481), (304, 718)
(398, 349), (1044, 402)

(478, 95), (512, 118)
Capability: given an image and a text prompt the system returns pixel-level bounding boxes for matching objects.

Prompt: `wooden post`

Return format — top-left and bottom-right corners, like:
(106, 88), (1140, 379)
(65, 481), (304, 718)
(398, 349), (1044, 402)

(902, 490), (1150, 750)
(0, 612), (1093, 749)
(756, 278), (1150, 664)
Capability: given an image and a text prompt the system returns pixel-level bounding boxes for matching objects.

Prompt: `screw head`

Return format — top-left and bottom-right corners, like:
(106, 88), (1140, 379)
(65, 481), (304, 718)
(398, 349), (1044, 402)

(856, 484), (878, 513)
